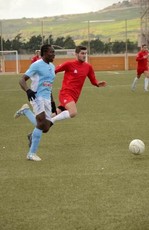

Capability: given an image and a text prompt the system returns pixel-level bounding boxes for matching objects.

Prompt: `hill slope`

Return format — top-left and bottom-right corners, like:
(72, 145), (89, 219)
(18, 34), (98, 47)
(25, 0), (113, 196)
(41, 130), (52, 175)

(1, 2), (141, 43)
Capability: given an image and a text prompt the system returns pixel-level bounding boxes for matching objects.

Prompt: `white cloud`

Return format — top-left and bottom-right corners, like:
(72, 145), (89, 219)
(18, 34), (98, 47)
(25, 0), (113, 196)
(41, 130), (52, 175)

(0, 0), (121, 19)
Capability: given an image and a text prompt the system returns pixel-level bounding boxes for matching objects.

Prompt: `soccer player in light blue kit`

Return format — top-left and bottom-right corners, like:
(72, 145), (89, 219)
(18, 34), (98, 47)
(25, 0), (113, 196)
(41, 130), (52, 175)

(19, 44), (55, 161)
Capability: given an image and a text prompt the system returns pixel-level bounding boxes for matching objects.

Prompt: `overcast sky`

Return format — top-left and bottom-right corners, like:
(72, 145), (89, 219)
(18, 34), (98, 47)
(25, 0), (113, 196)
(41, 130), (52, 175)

(0, 0), (121, 20)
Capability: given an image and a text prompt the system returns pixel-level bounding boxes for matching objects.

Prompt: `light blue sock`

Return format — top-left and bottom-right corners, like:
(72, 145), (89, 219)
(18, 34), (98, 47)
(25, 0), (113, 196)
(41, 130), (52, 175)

(29, 128), (42, 154)
(24, 109), (37, 126)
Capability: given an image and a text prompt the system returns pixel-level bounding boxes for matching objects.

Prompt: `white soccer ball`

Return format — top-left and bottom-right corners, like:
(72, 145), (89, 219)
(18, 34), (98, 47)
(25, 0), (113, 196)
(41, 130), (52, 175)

(129, 139), (145, 155)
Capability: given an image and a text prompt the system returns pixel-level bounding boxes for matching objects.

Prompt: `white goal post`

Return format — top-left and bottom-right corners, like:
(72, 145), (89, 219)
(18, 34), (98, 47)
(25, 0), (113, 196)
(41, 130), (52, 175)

(0, 50), (19, 74)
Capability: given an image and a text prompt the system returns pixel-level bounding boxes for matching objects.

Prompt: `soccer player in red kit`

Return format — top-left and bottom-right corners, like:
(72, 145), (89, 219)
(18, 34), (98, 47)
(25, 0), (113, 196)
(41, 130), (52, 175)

(51, 45), (106, 124)
(131, 44), (149, 91)
(31, 50), (41, 63)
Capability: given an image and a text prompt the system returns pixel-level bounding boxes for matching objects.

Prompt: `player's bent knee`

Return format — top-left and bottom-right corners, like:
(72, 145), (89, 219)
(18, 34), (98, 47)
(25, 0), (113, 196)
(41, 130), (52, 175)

(37, 123), (45, 131)
(43, 128), (49, 133)
(43, 125), (50, 133)
(42, 121), (53, 133)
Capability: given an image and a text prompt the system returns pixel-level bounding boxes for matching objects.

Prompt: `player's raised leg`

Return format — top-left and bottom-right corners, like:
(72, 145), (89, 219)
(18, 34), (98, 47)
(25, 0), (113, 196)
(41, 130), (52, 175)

(14, 104), (37, 126)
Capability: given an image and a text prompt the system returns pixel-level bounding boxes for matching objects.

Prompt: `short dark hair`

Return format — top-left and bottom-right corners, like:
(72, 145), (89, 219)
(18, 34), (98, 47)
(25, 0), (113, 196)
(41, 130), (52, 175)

(75, 45), (87, 54)
(40, 44), (52, 57)
(142, 44), (147, 48)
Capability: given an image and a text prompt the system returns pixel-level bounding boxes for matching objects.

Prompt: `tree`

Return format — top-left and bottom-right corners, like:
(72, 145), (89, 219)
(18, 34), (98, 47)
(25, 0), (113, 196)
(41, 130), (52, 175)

(63, 36), (76, 49)
(104, 42), (112, 54)
(127, 39), (138, 52)
(54, 37), (65, 49)
(45, 34), (54, 45)
(26, 35), (42, 52)
(112, 41), (126, 53)
(80, 41), (88, 47)
(90, 39), (104, 54)
(3, 39), (12, 50)
(11, 33), (23, 53)
(0, 32), (139, 54)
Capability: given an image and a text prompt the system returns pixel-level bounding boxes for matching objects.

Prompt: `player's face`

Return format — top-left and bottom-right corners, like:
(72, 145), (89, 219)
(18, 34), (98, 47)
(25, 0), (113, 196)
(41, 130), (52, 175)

(46, 47), (55, 63)
(36, 51), (40, 56)
(77, 50), (87, 62)
(142, 45), (148, 51)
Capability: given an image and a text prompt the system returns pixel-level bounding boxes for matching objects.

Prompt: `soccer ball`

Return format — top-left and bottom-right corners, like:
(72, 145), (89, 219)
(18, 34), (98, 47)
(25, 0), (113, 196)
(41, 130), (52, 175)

(129, 139), (145, 155)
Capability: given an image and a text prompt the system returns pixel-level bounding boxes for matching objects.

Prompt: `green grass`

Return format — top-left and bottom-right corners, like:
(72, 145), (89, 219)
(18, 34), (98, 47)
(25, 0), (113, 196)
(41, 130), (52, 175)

(1, 71), (149, 230)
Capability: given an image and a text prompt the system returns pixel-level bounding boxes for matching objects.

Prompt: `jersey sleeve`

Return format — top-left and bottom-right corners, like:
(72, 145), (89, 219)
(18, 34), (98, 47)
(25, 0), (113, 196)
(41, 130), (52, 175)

(55, 62), (68, 73)
(136, 52), (145, 61)
(25, 62), (38, 77)
(87, 65), (99, 86)
(31, 56), (36, 63)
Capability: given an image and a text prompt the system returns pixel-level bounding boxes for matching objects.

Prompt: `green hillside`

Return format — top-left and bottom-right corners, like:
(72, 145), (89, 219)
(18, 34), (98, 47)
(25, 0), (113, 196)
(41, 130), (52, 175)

(1, 4), (141, 43)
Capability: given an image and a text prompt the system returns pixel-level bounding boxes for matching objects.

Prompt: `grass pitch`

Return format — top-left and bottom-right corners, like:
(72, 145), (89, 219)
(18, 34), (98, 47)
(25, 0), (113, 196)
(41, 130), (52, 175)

(0, 70), (149, 230)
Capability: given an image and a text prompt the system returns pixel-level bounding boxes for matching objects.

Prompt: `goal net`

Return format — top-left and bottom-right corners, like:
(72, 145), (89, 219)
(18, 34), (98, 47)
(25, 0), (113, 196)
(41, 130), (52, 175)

(0, 50), (19, 74)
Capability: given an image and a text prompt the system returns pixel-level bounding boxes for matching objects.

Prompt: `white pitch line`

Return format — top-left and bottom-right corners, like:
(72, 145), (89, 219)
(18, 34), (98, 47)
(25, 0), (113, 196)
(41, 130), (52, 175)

(107, 71), (120, 74)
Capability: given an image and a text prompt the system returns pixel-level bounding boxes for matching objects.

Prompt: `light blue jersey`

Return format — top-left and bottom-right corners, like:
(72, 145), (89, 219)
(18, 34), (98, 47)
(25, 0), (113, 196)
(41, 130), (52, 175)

(25, 59), (55, 99)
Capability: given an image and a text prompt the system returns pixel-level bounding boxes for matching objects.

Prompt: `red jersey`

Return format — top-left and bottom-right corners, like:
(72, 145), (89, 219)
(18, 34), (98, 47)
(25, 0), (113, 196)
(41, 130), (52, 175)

(55, 60), (99, 102)
(31, 55), (40, 63)
(136, 50), (148, 69)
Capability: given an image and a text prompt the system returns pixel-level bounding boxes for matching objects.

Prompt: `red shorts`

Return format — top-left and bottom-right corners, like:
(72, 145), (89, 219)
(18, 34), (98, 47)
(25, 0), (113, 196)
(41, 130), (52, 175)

(137, 66), (148, 77)
(59, 92), (77, 107)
